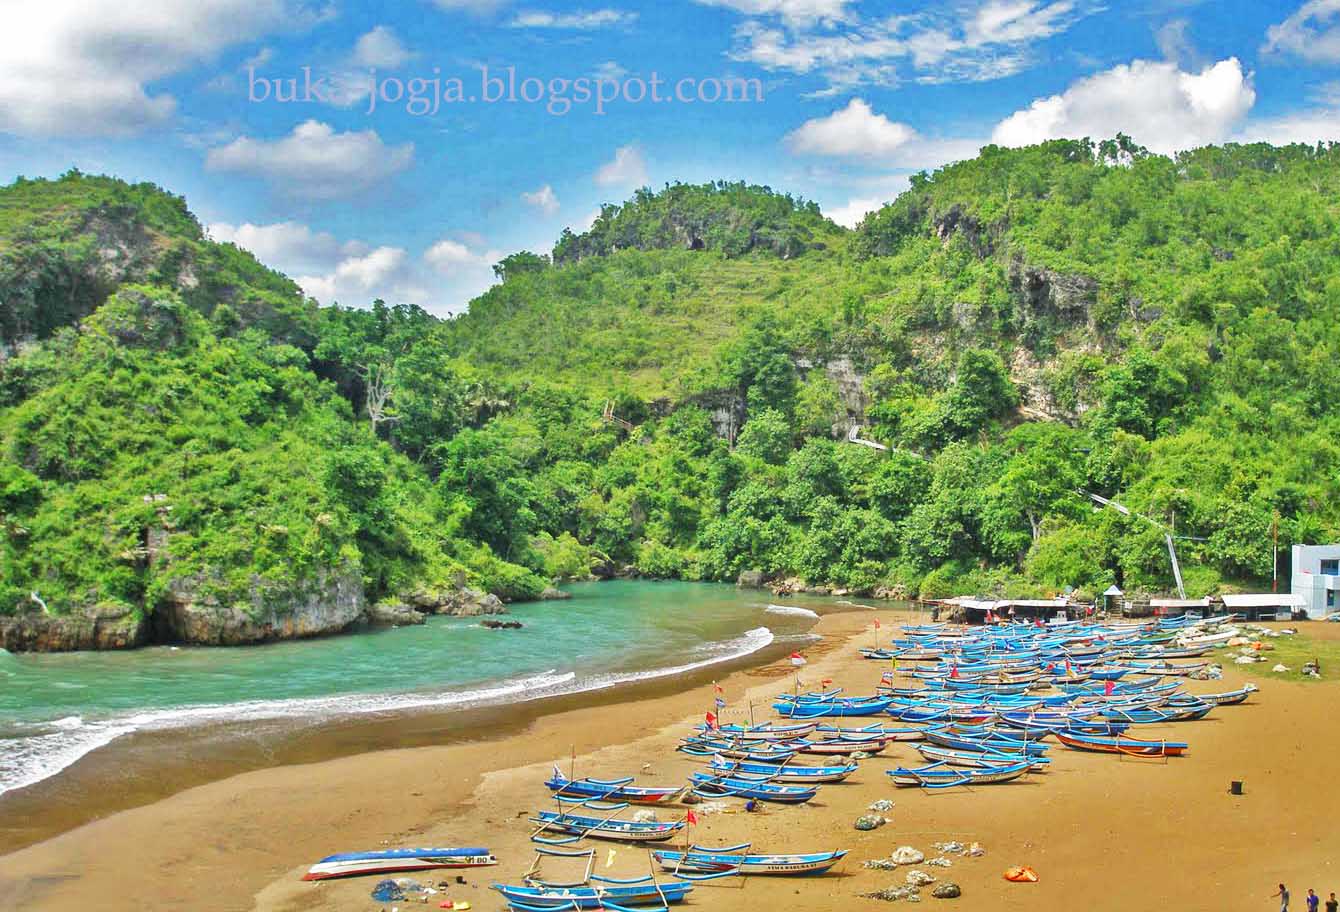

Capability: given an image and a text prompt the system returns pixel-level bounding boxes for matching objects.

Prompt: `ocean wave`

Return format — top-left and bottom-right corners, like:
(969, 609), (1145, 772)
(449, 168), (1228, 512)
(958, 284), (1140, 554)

(0, 627), (778, 798)
(765, 604), (820, 619)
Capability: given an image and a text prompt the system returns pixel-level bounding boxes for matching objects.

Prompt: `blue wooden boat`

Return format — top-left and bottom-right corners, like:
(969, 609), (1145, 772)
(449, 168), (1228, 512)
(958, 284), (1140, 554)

(492, 879), (694, 909)
(693, 722), (817, 741)
(708, 755), (857, 783)
(773, 696), (894, 718)
(678, 737), (797, 762)
(886, 759), (1032, 788)
(688, 772), (818, 803)
(917, 743), (1050, 770)
(545, 768), (683, 805)
(1054, 730), (1187, 756)
(652, 844), (847, 876)
(530, 809), (685, 844)
(303, 846), (497, 880)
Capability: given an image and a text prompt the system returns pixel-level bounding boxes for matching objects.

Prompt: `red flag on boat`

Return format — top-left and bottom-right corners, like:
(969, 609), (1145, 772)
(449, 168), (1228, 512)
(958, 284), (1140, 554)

(705, 711), (718, 728)
(713, 682), (723, 694)
(950, 665), (960, 679)
(686, 809), (699, 825)
(789, 652), (807, 667)
(1104, 680), (1115, 696)
(821, 678), (833, 686)
(874, 619), (881, 629)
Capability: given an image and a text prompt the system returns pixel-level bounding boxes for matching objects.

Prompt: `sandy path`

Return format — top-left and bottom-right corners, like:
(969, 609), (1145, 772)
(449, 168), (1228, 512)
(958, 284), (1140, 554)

(2, 611), (1334, 912)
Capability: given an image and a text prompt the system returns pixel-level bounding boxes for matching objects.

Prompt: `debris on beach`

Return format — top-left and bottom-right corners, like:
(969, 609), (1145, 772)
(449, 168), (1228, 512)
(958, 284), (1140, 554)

(632, 809), (659, 823)
(862, 885), (922, 902)
(1272, 664), (1290, 673)
(891, 846), (925, 865)
(1234, 655), (1258, 664)
(852, 750), (875, 759)
(905, 870), (935, 886)
(868, 799), (895, 813)
(855, 814), (889, 830)
(864, 858), (899, 871)
(927, 857), (953, 868)
(1003, 866), (1038, 883)
(931, 883), (962, 899)
(930, 841), (967, 856)
(969, 843), (985, 857)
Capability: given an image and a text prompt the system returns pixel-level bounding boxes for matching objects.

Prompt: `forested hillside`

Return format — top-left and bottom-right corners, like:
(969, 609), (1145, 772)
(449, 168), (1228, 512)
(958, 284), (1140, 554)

(3, 142), (1339, 649)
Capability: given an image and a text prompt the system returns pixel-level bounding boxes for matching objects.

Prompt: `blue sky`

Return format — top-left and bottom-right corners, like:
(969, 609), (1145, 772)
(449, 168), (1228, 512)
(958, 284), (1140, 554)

(1, 1), (1337, 314)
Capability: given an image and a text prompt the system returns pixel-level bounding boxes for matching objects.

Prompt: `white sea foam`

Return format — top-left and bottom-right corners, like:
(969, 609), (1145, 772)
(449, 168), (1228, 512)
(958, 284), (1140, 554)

(0, 628), (779, 798)
(765, 604), (820, 619)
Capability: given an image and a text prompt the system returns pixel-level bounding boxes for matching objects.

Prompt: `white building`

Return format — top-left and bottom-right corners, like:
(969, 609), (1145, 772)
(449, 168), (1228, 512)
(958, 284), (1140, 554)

(1291, 544), (1340, 619)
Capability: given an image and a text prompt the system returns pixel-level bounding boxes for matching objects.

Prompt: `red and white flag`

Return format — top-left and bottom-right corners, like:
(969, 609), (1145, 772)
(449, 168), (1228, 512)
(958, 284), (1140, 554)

(686, 809), (699, 826)
(789, 652), (807, 667)
(705, 711), (718, 728)
(874, 619), (881, 629)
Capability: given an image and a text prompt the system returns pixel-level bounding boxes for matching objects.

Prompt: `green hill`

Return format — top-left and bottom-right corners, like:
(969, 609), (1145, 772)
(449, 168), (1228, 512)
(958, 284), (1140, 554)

(3, 145), (1339, 649)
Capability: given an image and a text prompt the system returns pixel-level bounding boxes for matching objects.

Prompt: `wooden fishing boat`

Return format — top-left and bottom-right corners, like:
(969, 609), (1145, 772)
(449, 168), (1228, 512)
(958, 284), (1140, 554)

(492, 879), (694, 909)
(923, 728), (1050, 756)
(1054, 730), (1187, 757)
(773, 696), (894, 718)
(815, 723), (927, 741)
(687, 772), (818, 804)
(652, 844), (847, 876)
(530, 809), (685, 844)
(788, 737), (888, 756)
(1195, 685), (1256, 706)
(708, 755), (856, 783)
(545, 768), (683, 805)
(678, 737), (797, 762)
(917, 743), (1049, 770)
(694, 722), (817, 741)
(303, 847), (497, 880)
(886, 759), (1031, 788)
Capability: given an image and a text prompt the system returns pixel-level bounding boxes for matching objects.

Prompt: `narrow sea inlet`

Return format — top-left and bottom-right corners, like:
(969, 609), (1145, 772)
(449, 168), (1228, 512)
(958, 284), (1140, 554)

(0, 582), (827, 823)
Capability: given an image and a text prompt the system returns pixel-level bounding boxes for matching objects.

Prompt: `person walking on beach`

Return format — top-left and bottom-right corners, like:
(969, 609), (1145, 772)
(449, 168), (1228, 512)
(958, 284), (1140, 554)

(1324, 891), (1336, 912)
(1308, 889), (1320, 912)
(1273, 884), (1290, 912)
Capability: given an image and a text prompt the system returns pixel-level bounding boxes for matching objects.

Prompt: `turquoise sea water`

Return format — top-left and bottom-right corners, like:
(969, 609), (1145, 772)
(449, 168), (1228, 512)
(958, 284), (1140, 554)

(0, 581), (826, 797)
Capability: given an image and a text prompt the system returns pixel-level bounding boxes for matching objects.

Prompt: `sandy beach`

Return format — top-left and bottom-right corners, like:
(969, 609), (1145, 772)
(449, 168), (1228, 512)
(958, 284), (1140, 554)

(3, 607), (1337, 912)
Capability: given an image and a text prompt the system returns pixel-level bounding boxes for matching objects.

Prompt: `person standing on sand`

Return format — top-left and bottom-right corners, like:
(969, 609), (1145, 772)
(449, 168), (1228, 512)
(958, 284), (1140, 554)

(1308, 889), (1320, 912)
(1324, 892), (1336, 912)
(1274, 884), (1290, 911)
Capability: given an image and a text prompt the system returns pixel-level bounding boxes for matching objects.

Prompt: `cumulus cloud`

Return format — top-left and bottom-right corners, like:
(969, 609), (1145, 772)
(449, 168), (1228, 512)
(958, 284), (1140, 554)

(991, 57), (1256, 154)
(0, 0), (325, 137)
(594, 145), (649, 187)
(1234, 108), (1340, 146)
(786, 99), (917, 158)
(713, 0), (1099, 92)
(298, 246), (412, 306)
(694, 0), (853, 28)
(1263, 0), (1340, 64)
(205, 120), (415, 199)
(521, 184), (561, 215)
(352, 26), (415, 68)
(510, 9), (638, 28)
(208, 220), (358, 276)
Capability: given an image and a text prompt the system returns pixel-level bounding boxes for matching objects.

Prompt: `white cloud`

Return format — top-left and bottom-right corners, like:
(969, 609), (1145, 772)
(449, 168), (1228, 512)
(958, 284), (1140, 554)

(205, 120), (415, 199)
(0, 1), (325, 137)
(694, 0), (853, 27)
(207, 220), (358, 276)
(716, 1), (1098, 92)
(824, 196), (888, 229)
(206, 218), (501, 313)
(510, 9), (638, 28)
(1154, 18), (1194, 64)
(594, 145), (649, 187)
(1263, 0), (1340, 64)
(521, 184), (561, 215)
(786, 99), (917, 158)
(431, 0), (513, 12)
(593, 61), (629, 81)
(298, 247), (411, 305)
(352, 26), (415, 68)
(991, 57), (1256, 155)
(1234, 108), (1340, 146)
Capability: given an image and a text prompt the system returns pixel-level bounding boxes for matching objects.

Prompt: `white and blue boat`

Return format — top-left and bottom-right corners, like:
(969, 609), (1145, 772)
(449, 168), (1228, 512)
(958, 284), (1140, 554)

(302, 846), (497, 880)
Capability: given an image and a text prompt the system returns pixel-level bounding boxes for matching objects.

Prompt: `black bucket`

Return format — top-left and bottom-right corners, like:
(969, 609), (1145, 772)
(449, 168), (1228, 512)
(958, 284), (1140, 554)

(1229, 780), (1244, 795)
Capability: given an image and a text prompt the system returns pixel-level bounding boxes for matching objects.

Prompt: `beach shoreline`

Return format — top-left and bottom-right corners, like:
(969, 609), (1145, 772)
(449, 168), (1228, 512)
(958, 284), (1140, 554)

(3, 611), (1339, 912)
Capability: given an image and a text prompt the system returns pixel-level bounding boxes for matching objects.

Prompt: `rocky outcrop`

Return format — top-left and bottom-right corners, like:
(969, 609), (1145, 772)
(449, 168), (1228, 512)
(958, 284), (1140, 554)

(402, 585), (507, 617)
(540, 587), (572, 601)
(1008, 259), (1099, 339)
(933, 204), (993, 257)
(0, 603), (148, 652)
(364, 601), (426, 627)
(737, 569), (768, 589)
(481, 619), (524, 629)
(156, 565), (367, 645)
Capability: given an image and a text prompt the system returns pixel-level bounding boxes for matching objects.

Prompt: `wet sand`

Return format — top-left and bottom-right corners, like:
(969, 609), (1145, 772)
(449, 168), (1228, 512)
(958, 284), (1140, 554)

(2, 610), (1336, 912)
